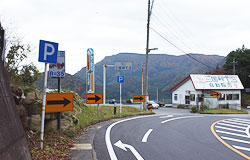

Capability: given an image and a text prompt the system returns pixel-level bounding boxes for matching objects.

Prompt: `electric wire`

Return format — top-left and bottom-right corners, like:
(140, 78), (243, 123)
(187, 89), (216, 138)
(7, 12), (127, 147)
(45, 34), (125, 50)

(151, 27), (215, 69)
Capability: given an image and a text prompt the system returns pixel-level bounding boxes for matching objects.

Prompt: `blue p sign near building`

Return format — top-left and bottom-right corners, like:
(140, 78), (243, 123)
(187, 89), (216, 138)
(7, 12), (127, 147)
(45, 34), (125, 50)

(117, 76), (125, 83)
(38, 40), (59, 64)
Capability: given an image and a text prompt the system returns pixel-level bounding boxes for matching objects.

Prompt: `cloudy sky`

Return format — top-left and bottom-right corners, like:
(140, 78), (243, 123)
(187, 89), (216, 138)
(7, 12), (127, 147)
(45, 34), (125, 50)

(1, 0), (250, 74)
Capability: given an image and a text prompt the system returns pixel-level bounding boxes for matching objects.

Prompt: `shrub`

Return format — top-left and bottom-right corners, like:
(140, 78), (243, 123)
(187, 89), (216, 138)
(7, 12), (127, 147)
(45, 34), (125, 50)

(126, 99), (132, 104)
(177, 105), (185, 109)
(191, 106), (198, 113)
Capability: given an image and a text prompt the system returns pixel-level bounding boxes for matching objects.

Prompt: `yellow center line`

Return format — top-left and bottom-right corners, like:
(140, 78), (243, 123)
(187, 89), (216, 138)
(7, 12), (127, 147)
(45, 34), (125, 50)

(211, 119), (250, 160)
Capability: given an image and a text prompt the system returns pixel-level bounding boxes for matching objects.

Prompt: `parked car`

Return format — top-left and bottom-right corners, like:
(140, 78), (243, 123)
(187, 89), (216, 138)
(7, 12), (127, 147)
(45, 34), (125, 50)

(109, 99), (116, 104)
(157, 102), (165, 107)
(148, 101), (159, 109)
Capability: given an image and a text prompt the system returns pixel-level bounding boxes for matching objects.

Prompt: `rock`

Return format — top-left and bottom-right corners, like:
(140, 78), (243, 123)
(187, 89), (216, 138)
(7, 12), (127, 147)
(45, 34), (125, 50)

(72, 115), (79, 124)
(45, 118), (72, 131)
(45, 113), (58, 120)
(24, 91), (36, 105)
(29, 114), (41, 132)
(11, 86), (25, 104)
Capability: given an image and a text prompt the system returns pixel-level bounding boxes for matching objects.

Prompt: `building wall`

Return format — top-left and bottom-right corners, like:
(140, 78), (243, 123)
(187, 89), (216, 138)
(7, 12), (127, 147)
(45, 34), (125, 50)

(172, 79), (242, 109)
(172, 79), (198, 107)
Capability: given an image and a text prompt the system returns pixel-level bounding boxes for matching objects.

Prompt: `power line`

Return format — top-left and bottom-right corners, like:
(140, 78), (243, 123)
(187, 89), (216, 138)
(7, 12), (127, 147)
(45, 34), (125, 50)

(151, 27), (215, 69)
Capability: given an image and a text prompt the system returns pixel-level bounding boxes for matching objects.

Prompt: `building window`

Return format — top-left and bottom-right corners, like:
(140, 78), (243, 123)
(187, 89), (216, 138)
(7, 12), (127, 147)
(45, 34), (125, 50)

(226, 94), (233, 100)
(197, 94), (203, 102)
(233, 94), (239, 100)
(185, 96), (190, 104)
(219, 94), (225, 100)
(174, 94), (178, 101)
(190, 94), (195, 101)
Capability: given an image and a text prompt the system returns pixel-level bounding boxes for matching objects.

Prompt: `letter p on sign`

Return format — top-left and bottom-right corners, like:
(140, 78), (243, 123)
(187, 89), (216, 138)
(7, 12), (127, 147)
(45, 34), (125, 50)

(38, 40), (58, 64)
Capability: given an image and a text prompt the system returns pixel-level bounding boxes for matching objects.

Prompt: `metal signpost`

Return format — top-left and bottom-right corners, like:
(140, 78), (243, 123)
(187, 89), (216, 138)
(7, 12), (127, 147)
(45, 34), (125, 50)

(38, 40), (58, 150)
(49, 51), (65, 78)
(117, 76), (124, 114)
(87, 48), (94, 93)
(114, 62), (132, 70)
(86, 93), (103, 119)
(49, 51), (65, 130)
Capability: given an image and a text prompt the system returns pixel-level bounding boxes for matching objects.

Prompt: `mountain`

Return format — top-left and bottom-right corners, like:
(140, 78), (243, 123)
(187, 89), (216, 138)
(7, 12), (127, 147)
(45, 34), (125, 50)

(35, 73), (87, 98)
(74, 53), (226, 102)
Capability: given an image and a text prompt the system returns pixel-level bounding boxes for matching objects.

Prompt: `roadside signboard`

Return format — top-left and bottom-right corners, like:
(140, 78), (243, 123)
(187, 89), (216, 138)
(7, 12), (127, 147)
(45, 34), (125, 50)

(212, 92), (221, 97)
(38, 40), (58, 64)
(45, 93), (74, 113)
(86, 93), (103, 104)
(49, 51), (65, 78)
(117, 76), (124, 83)
(115, 62), (132, 70)
(133, 95), (145, 103)
(86, 48), (94, 93)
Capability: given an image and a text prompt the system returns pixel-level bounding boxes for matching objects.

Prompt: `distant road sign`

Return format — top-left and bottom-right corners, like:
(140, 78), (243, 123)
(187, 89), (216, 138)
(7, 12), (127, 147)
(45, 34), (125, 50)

(115, 62), (132, 70)
(213, 92), (221, 97)
(49, 51), (65, 78)
(86, 93), (103, 104)
(117, 76), (124, 83)
(133, 95), (145, 102)
(38, 40), (58, 64)
(87, 48), (95, 93)
(45, 93), (73, 113)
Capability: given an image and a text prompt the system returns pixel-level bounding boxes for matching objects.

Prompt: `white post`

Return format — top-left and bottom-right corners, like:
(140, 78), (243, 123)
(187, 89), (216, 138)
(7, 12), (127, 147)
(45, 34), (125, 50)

(40, 63), (48, 149)
(120, 83), (122, 114)
(103, 65), (106, 105)
(157, 88), (158, 102)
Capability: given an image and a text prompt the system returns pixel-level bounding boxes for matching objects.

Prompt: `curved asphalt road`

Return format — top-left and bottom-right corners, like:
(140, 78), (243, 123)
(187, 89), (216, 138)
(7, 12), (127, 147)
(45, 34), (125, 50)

(94, 109), (250, 160)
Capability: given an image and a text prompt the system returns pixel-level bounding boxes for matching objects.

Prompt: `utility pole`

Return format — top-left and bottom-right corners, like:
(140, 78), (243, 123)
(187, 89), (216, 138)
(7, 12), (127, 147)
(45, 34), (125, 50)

(144, 0), (156, 110)
(156, 88), (158, 102)
(231, 58), (238, 75)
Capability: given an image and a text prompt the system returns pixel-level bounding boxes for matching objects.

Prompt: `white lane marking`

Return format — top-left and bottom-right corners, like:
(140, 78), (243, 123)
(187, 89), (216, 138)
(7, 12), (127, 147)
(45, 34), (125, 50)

(226, 119), (250, 125)
(142, 129), (153, 143)
(159, 115), (173, 119)
(246, 126), (250, 137)
(114, 140), (144, 160)
(234, 118), (250, 123)
(221, 136), (250, 145)
(220, 121), (249, 127)
(217, 122), (247, 129)
(216, 130), (250, 138)
(105, 114), (160, 160)
(161, 116), (203, 124)
(233, 145), (250, 152)
(215, 125), (246, 133)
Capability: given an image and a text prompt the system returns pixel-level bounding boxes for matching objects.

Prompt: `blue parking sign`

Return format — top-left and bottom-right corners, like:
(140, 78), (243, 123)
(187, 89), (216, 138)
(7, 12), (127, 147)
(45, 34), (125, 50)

(38, 40), (59, 64)
(117, 76), (124, 83)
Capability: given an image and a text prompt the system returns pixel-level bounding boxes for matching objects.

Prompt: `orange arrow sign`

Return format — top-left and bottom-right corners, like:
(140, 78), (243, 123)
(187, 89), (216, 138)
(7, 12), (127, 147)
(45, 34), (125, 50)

(213, 92), (221, 97)
(46, 93), (74, 113)
(86, 93), (103, 104)
(133, 95), (145, 103)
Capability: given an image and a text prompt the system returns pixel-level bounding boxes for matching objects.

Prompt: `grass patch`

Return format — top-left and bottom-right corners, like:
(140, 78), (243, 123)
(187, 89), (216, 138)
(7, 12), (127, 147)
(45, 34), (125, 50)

(200, 108), (248, 114)
(77, 105), (153, 128)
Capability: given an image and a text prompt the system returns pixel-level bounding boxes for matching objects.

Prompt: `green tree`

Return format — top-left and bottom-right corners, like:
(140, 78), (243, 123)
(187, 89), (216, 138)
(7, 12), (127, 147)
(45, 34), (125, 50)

(5, 41), (41, 86)
(224, 46), (250, 89)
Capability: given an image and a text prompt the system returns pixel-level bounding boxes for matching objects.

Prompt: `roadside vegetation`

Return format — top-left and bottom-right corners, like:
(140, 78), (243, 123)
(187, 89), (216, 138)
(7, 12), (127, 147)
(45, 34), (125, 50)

(199, 108), (248, 114)
(29, 104), (152, 159)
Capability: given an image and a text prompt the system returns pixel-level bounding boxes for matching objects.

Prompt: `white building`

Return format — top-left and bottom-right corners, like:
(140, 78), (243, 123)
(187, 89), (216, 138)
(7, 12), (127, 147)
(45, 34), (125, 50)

(170, 74), (244, 110)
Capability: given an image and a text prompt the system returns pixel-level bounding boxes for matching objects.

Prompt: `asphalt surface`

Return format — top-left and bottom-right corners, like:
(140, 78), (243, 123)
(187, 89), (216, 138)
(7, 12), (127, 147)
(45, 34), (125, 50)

(70, 108), (250, 160)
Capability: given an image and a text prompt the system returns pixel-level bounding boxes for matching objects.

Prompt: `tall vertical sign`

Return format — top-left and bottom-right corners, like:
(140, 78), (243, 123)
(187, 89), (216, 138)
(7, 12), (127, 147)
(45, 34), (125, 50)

(87, 48), (94, 93)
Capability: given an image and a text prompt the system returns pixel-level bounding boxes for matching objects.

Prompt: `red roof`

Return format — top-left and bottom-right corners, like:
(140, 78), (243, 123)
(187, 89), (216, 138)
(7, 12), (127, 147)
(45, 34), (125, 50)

(170, 75), (191, 92)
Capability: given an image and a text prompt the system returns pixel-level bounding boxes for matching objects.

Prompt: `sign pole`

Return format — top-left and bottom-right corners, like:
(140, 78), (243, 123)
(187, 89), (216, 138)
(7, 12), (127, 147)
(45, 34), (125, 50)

(120, 83), (122, 114)
(57, 77), (61, 130)
(40, 63), (48, 150)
